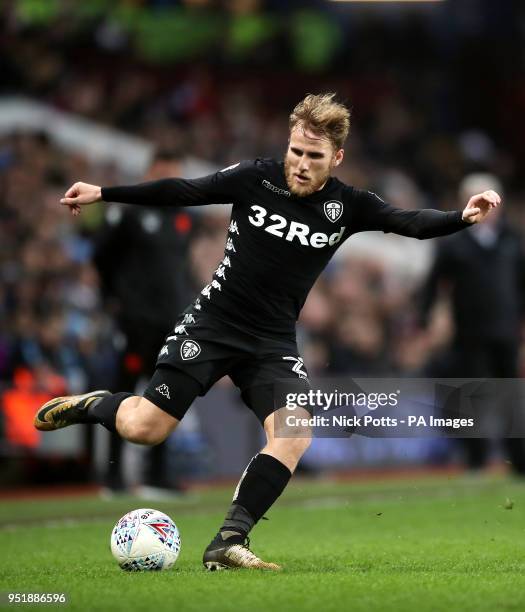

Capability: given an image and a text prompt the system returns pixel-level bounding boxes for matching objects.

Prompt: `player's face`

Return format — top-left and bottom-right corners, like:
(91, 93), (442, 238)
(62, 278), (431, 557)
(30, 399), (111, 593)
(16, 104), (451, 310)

(285, 125), (344, 197)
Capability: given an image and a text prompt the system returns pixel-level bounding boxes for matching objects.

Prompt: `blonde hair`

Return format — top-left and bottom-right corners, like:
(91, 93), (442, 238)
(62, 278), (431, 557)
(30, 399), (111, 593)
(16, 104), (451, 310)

(289, 93), (350, 150)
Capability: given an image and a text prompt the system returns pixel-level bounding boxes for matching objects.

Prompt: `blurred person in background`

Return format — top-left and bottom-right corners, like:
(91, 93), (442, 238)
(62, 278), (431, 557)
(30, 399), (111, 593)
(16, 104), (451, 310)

(325, 257), (390, 376)
(35, 93), (500, 570)
(419, 173), (525, 475)
(94, 149), (194, 497)
(0, 132), (119, 467)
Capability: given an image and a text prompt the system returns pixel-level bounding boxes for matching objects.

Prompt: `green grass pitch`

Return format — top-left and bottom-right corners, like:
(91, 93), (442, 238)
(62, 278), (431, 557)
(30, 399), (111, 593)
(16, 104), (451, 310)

(2, 475), (525, 611)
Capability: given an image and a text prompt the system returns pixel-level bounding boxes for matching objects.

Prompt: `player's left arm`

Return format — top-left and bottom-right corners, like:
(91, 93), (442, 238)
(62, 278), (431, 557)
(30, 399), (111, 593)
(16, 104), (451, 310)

(353, 188), (501, 239)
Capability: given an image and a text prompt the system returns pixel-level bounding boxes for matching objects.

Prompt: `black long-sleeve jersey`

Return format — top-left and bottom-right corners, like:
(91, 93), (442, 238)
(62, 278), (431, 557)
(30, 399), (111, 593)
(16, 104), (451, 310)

(102, 158), (469, 336)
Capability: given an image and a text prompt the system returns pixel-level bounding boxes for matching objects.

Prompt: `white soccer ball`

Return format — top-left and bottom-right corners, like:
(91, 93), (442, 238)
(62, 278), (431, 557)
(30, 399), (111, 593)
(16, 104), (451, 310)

(110, 508), (181, 571)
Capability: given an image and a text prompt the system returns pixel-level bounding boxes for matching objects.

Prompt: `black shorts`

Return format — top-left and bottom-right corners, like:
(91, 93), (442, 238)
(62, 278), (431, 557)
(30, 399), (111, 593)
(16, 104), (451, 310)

(143, 311), (309, 425)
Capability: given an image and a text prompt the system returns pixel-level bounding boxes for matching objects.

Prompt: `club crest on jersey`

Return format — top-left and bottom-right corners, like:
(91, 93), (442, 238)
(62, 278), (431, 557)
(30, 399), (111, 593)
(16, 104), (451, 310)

(324, 200), (343, 223)
(180, 339), (201, 361)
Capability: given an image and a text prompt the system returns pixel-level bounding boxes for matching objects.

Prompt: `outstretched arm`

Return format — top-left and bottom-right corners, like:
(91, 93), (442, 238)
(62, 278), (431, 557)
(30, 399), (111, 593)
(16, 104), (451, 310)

(60, 161), (254, 216)
(353, 189), (501, 239)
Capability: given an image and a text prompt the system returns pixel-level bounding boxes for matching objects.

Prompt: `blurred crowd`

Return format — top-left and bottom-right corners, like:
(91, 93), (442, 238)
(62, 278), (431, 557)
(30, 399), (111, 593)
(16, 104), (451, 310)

(1, 1), (525, 476)
(0, 133), (120, 448)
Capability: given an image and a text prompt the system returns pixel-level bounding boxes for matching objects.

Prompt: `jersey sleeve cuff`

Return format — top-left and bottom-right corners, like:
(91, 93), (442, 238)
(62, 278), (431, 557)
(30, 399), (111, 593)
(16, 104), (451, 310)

(453, 210), (472, 228)
(101, 186), (114, 202)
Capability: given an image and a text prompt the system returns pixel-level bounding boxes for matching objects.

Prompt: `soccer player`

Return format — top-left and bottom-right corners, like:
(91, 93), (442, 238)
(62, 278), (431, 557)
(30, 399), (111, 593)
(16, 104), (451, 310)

(34, 94), (500, 570)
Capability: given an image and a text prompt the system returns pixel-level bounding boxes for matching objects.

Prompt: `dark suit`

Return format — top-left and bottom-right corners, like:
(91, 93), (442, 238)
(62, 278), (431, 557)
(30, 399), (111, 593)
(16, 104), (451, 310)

(94, 203), (194, 490)
(421, 219), (525, 472)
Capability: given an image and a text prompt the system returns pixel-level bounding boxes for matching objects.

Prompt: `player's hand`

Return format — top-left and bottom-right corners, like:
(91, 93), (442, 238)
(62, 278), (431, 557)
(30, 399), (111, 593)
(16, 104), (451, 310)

(462, 190), (501, 224)
(60, 182), (102, 216)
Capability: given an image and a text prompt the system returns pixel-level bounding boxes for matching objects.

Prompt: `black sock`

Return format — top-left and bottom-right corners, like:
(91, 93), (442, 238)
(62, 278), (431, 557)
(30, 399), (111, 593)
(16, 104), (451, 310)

(218, 453), (292, 541)
(85, 392), (133, 433)
(145, 443), (168, 487)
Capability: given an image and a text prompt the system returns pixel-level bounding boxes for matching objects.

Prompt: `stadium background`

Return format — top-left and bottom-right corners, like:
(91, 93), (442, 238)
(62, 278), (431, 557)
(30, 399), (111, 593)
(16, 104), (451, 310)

(0, 0), (523, 490)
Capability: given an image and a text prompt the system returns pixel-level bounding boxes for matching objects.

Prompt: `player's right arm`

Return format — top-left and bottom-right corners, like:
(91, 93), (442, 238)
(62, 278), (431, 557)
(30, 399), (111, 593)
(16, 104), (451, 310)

(60, 161), (255, 215)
